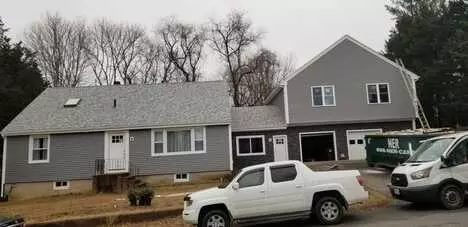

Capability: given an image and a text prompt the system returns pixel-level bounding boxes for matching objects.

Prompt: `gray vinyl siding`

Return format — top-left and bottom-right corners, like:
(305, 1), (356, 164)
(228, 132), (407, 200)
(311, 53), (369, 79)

(130, 125), (230, 175)
(5, 132), (104, 183)
(268, 89), (284, 115)
(287, 39), (415, 125)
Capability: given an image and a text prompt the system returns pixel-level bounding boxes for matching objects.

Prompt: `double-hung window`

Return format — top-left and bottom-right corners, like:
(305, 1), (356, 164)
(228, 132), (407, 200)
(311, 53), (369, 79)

(311, 85), (335, 107)
(151, 127), (206, 156)
(236, 135), (265, 156)
(29, 135), (50, 163)
(367, 83), (390, 104)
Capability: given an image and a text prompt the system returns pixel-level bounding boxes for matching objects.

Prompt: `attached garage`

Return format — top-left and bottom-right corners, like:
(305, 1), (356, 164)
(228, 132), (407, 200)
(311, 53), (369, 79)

(300, 131), (337, 162)
(346, 129), (382, 160)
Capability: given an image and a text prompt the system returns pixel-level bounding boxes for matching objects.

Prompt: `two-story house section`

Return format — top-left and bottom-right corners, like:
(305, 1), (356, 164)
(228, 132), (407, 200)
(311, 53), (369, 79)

(231, 35), (418, 169)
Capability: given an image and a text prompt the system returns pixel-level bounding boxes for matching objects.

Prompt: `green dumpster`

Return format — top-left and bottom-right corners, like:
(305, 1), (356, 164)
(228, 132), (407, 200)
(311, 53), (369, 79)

(365, 134), (436, 167)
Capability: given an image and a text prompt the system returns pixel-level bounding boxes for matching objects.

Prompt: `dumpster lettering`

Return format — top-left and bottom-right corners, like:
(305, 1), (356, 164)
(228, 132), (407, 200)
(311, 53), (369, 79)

(375, 138), (411, 155)
(388, 138), (400, 149)
(376, 147), (411, 155)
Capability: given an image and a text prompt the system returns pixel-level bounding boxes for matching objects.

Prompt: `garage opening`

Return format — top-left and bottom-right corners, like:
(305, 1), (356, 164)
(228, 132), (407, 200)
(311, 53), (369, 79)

(300, 132), (336, 162)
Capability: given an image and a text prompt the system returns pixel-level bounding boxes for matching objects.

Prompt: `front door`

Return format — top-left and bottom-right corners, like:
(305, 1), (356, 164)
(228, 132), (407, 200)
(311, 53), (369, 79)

(347, 129), (382, 160)
(273, 135), (288, 162)
(107, 133), (128, 173)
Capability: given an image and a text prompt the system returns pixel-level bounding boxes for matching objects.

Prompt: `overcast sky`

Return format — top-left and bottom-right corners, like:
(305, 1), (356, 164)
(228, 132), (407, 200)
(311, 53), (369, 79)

(0, 0), (396, 80)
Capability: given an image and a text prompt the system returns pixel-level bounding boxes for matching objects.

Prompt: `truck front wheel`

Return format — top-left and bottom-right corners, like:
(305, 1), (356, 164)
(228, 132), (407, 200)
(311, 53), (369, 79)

(199, 209), (230, 227)
(439, 184), (464, 210)
(314, 196), (344, 225)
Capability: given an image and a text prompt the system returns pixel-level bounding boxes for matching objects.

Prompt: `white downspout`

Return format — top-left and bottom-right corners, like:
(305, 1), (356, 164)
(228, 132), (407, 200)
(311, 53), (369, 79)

(1, 136), (6, 198)
(284, 84), (290, 124)
(228, 125), (233, 171)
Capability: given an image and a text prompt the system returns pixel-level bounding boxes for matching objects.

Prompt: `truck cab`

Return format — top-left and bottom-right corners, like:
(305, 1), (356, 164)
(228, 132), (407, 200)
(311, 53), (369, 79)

(389, 131), (468, 209)
(183, 160), (367, 227)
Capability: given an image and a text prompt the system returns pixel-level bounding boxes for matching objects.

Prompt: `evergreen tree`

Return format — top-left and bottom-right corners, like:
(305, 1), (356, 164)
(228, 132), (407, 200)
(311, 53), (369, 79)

(0, 18), (47, 149)
(385, 0), (468, 127)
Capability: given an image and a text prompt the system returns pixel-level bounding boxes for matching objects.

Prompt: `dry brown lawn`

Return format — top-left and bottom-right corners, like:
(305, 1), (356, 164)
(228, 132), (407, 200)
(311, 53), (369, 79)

(103, 216), (186, 227)
(0, 182), (219, 223)
(0, 181), (389, 226)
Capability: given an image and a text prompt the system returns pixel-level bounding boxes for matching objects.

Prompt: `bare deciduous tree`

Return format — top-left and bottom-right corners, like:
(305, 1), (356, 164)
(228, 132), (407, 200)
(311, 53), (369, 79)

(87, 19), (147, 85)
(240, 49), (294, 106)
(138, 39), (161, 84)
(209, 11), (262, 106)
(157, 17), (206, 82)
(25, 12), (89, 87)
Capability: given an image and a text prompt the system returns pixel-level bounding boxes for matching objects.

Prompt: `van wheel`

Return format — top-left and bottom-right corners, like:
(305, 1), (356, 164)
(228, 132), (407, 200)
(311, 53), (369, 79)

(199, 209), (230, 227)
(315, 196), (344, 225)
(439, 184), (464, 210)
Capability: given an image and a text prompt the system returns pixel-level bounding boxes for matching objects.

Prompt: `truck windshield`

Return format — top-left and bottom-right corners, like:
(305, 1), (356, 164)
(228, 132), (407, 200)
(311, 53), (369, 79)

(407, 138), (454, 163)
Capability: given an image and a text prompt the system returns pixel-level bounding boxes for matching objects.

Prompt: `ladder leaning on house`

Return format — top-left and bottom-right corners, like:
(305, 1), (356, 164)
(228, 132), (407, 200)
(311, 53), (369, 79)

(397, 59), (431, 130)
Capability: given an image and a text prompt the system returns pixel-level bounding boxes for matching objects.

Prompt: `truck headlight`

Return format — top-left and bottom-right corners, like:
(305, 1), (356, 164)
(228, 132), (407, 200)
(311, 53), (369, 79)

(411, 167), (432, 180)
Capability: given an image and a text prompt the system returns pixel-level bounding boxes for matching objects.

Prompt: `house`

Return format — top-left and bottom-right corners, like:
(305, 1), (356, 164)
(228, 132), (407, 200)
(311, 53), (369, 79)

(231, 35), (418, 169)
(0, 35), (419, 199)
(1, 81), (233, 199)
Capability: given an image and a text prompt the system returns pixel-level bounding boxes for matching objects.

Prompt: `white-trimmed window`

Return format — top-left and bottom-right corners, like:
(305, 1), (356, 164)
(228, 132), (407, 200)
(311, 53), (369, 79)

(174, 173), (190, 183)
(236, 135), (266, 156)
(367, 83), (390, 104)
(311, 85), (336, 107)
(151, 127), (206, 156)
(153, 131), (164, 154)
(53, 181), (70, 190)
(29, 135), (50, 164)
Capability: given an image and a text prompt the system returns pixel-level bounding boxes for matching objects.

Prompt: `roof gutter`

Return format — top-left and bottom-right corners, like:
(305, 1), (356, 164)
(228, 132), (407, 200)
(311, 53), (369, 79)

(232, 126), (287, 132)
(1, 122), (231, 137)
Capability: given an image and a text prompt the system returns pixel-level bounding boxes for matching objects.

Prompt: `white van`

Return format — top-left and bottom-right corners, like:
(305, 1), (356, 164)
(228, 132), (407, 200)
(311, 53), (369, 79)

(388, 131), (468, 209)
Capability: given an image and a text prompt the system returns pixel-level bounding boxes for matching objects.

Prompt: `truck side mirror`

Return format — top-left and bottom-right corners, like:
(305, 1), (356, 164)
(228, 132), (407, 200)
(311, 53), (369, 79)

(441, 155), (451, 167)
(232, 182), (239, 191)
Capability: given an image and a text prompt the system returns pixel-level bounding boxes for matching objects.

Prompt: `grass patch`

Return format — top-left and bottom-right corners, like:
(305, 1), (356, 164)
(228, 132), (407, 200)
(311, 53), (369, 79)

(350, 189), (391, 210)
(102, 215), (185, 227)
(0, 180), (389, 226)
(0, 182), (220, 224)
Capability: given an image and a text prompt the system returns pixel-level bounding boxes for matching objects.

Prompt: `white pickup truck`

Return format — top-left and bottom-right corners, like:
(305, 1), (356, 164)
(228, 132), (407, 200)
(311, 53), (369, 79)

(183, 160), (368, 227)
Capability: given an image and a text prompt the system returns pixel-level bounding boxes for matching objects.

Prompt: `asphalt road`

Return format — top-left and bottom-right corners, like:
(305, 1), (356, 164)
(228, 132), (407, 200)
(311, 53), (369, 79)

(260, 202), (468, 227)
(256, 167), (468, 227)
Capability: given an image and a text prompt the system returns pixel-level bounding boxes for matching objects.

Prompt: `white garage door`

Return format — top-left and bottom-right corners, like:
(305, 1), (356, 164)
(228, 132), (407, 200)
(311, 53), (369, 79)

(347, 129), (382, 160)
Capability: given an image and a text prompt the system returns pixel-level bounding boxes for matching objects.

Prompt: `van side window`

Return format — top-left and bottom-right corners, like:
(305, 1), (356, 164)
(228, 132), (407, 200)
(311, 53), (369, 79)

(270, 164), (297, 183)
(238, 168), (264, 188)
(449, 139), (468, 166)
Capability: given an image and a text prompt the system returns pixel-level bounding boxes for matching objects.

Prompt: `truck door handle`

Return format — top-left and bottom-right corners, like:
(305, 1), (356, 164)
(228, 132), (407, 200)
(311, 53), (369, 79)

(296, 185), (303, 188)
(260, 190), (265, 193)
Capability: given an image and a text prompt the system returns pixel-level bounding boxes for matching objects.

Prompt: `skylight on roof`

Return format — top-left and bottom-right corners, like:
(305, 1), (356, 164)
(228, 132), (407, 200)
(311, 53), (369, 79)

(64, 98), (81, 107)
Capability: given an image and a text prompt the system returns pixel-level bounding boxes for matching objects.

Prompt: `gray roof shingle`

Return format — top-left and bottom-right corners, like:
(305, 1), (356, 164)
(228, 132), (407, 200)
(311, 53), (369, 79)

(231, 106), (286, 132)
(2, 81), (231, 136)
